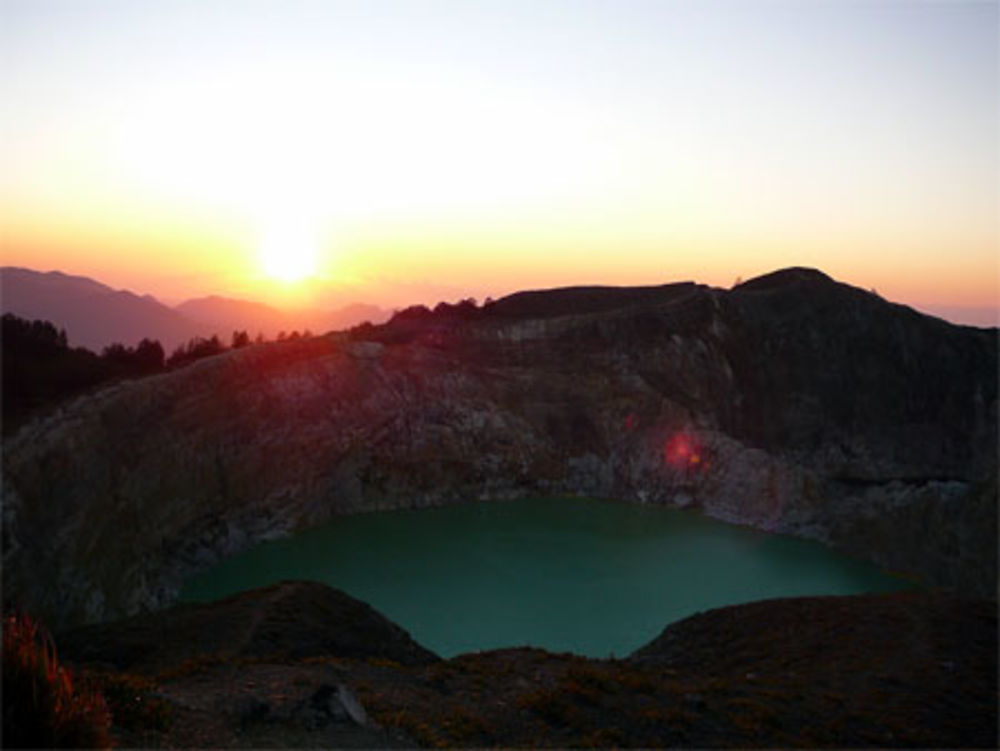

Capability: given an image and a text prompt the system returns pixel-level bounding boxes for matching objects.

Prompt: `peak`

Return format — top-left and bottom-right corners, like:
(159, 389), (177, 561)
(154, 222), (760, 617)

(486, 282), (698, 320)
(735, 267), (833, 292)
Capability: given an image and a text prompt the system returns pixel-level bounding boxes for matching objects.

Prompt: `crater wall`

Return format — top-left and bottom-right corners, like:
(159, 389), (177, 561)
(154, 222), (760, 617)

(4, 269), (996, 627)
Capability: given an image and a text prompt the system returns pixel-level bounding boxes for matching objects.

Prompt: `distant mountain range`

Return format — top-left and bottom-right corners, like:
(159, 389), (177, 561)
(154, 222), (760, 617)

(0, 267), (389, 352)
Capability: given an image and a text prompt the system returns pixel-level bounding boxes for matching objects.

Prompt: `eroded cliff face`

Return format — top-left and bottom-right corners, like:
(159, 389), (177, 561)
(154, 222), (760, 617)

(3, 268), (996, 627)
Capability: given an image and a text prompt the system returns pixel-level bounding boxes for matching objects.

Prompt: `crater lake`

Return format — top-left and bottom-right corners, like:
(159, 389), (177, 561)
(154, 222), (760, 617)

(180, 497), (911, 658)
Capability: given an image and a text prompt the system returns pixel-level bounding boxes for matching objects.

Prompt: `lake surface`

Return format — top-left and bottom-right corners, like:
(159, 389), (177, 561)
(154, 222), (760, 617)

(180, 497), (910, 658)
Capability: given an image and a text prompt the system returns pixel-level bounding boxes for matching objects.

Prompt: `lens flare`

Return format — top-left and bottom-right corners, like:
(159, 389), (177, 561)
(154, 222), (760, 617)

(664, 432), (707, 473)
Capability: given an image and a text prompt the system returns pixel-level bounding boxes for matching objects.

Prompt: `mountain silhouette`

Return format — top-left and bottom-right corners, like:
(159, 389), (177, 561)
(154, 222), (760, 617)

(0, 267), (388, 352)
(0, 267), (195, 351)
(175, 296), (388, 342)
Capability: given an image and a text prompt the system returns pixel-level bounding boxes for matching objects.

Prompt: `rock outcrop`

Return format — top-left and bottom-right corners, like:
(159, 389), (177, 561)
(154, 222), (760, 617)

(3, 267), (996, 627)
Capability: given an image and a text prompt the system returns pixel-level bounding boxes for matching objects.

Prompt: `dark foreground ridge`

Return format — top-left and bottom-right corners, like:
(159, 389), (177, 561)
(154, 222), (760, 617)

(56, 581), (997, 748)
(56, 580), (438, 672)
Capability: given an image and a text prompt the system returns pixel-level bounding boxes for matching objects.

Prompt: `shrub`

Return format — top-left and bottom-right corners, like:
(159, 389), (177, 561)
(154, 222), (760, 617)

(516, 689), (580, 725)
(91, 672), (172, 734)
(2, 613), (112, 748)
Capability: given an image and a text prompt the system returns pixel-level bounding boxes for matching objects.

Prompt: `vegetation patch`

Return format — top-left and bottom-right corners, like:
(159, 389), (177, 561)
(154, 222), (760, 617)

(2, 613), (112, 749)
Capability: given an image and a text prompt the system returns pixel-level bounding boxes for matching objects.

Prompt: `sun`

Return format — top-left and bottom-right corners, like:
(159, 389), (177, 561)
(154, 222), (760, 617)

(258, 223), (319, 283)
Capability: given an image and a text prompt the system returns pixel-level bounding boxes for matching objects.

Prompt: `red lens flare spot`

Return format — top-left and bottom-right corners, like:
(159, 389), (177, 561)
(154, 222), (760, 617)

(664, 432), (707, 472)
(664, 433), (690, 466)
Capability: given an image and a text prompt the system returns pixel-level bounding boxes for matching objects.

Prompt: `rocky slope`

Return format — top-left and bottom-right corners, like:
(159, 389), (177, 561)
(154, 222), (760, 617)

(2, 267), (996, 627)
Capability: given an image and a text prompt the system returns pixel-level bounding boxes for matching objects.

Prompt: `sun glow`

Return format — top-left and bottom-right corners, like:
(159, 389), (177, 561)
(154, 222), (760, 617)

(258, 223), (320, 283)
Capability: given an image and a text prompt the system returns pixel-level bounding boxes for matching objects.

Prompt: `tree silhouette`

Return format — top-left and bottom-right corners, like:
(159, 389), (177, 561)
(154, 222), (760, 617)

(166, 335), (225, 368)
(101, 339), (163, 374)
(134, 339), (165, 371)
(2, 314), (169, 430)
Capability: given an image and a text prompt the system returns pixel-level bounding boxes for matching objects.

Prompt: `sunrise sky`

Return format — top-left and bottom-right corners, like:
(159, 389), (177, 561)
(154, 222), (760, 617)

(1, 0), (997, 323)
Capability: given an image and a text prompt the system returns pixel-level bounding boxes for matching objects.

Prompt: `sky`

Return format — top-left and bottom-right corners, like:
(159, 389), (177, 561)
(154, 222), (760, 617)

(1, 0), (997, 323)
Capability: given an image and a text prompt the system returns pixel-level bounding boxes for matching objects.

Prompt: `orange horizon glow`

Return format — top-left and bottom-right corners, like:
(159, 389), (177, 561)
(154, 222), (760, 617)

(4, 202), (996, 316)
(3, 228), (996, 328)
(1, 1), (996, 325)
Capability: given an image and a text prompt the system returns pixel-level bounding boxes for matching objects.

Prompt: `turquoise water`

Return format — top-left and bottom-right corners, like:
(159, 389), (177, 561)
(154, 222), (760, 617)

(180, 497), (910, 658)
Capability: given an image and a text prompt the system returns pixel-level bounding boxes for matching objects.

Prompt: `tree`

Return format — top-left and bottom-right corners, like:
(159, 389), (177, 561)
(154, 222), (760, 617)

(2, 314), (111, 428)
(390, 305), (432, 323)
(165, 335), (225, 368)
(2, 314), (67, 356)
(453, 298), (478, 318)
(231, 330), (250, 349)
(100, 339), (163, 374)
(100, 343), (131, 364)
(134, 339), (165, 371)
